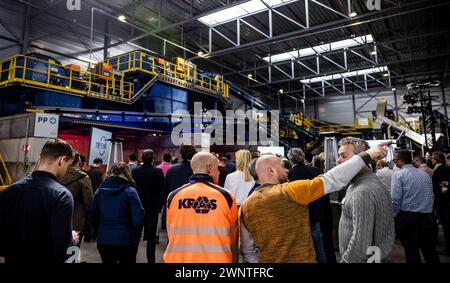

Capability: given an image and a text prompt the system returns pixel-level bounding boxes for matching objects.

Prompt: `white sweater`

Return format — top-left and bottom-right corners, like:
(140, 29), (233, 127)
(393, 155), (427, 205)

(224, 171), (255, 205)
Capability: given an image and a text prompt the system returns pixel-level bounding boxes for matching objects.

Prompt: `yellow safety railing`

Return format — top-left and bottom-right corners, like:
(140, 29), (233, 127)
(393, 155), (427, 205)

(290, 113), (362, 136)
(0, 54), (134, 103)
(0, 152), (12, 187)
(105, 50), (229, 98)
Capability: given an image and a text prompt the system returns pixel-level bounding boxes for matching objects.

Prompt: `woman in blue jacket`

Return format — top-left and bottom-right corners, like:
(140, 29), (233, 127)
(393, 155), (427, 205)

(89, 162), (144, 263)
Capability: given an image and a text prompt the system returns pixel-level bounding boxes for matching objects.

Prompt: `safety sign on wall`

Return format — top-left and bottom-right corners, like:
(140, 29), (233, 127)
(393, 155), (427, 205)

(34, 113), (59, 138)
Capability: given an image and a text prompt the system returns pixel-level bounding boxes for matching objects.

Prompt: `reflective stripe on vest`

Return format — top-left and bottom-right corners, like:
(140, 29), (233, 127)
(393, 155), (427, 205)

(166, 243), (232, 254)
(169, 225), (231, 236)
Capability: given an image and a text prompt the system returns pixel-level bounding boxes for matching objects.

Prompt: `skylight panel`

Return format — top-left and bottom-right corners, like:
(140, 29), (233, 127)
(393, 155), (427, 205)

(198, 0), (298, 26)
(213, 6), (247, 22)
(300, 66), (388, 84)
(240, 0), (266, 13)
(261, 0), (284, 5)
(199, 15), (218, 26)
(263, 34), (375, 63)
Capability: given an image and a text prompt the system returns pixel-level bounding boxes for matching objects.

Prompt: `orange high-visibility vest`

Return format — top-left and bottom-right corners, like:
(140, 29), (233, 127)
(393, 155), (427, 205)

(164, 174), (238, 263)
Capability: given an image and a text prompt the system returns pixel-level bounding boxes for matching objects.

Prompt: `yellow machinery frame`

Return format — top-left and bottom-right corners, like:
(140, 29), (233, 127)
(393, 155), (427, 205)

(0, 52), (230, 102)
(0, 152), (12, 189)
(290, 113), (363, 136)
(105, 51), (229, 98)
(0, 54), (134, 103)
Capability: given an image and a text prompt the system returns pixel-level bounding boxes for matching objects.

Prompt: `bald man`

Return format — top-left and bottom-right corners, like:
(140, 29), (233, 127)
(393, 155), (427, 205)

(164, 152), (238, 263)
(239, 145), (388, 263)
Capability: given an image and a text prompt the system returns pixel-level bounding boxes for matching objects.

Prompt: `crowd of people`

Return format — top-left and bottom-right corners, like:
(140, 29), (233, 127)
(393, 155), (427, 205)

(0, 137), (450, 263)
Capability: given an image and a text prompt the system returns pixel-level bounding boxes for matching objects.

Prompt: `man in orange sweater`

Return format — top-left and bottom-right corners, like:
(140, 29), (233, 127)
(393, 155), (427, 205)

(240, 144), (387, 263)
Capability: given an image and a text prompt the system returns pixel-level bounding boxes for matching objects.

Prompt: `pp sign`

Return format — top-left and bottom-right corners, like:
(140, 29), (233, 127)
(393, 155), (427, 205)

(34, 113), (59, 138)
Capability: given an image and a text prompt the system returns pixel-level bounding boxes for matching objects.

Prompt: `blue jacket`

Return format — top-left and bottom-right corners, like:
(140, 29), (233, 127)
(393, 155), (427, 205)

(89, 176), (144, 246)
(0, 171), (74, 263)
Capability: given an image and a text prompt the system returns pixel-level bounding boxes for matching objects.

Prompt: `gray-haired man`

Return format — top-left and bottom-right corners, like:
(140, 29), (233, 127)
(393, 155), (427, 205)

(337, 137), (395, 263)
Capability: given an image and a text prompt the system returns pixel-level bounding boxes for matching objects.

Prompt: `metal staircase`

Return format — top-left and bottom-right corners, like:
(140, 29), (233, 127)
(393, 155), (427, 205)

(227, 82), (317, 149)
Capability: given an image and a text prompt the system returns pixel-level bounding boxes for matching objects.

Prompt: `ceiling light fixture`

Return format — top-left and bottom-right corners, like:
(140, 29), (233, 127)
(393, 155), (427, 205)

(198, 0), (298, 26)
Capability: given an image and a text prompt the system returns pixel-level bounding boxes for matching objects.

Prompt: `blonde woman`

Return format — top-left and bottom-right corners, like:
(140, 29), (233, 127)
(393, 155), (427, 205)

(224, 150), (255, 206)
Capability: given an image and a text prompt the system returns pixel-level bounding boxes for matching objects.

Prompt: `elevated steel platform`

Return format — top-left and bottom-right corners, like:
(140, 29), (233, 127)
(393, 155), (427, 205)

(0, 52), (230, 107)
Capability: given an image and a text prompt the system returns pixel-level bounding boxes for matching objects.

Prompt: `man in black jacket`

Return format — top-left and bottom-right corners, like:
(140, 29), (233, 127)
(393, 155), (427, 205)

(132, 149), (164, 263)
(0, 139), (79, 263)
(86, 157), (103, 193)
(163, 145), (196, 201)
(287, 148), (336, 263)
(431, 151), (450, 255)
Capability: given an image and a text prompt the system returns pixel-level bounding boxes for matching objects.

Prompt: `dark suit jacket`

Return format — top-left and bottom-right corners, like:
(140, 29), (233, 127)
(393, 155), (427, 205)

(432, 164), (450, 209)
(288, 164), (329, 224)
(163, 160), (193, 201)
(0, 171), (74, 263)
(218, 166), (229, 187)
(86, 166), (103, 193)
(132, 164), (164, 214)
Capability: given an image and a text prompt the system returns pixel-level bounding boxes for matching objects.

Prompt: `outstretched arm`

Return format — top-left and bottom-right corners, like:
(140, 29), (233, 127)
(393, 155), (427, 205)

(284, 153), (368, 205)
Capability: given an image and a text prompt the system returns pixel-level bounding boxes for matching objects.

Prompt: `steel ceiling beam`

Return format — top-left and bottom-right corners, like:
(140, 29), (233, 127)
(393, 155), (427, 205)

(0, 18), (20, 40)
(15, 0), (124, 45)
(20, 4), (30, 53)
(223, 30), (448, 76)
(245, 52), (450, 87)
(28, 0), (67, 19)
(69, 0), (252, 56)
(260, 69), (447, 97)
(201, 0), (448, 59)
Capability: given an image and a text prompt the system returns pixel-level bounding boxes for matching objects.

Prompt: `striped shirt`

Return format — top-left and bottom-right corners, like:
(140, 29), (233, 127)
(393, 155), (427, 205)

(164, 174), (238, 263)
(391, 164), (434, 216)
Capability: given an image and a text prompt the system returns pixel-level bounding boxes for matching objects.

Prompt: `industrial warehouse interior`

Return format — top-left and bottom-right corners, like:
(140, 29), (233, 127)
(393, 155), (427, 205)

(1, 0), (450, 270)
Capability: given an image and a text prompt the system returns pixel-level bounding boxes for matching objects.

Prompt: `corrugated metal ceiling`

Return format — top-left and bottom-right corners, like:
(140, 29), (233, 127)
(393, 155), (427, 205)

(0, 0), (448, 101)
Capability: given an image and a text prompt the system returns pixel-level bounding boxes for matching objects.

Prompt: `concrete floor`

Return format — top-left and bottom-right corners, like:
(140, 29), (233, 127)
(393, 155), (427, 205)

(1, 228), (449, 263)
(79, 229), (450, 263)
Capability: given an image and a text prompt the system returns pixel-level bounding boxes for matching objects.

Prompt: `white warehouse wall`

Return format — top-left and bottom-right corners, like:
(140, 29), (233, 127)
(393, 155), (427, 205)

(300, 86), (450, 125)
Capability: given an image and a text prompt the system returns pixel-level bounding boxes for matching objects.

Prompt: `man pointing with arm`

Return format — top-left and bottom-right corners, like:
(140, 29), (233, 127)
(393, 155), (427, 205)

(239, 144), (388, 263)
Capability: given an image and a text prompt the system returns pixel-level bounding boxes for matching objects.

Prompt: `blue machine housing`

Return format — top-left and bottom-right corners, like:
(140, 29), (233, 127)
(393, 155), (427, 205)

(17, 53), (70, 87)
(141, 82), (188, 123)
(35, 90), (82, 108)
